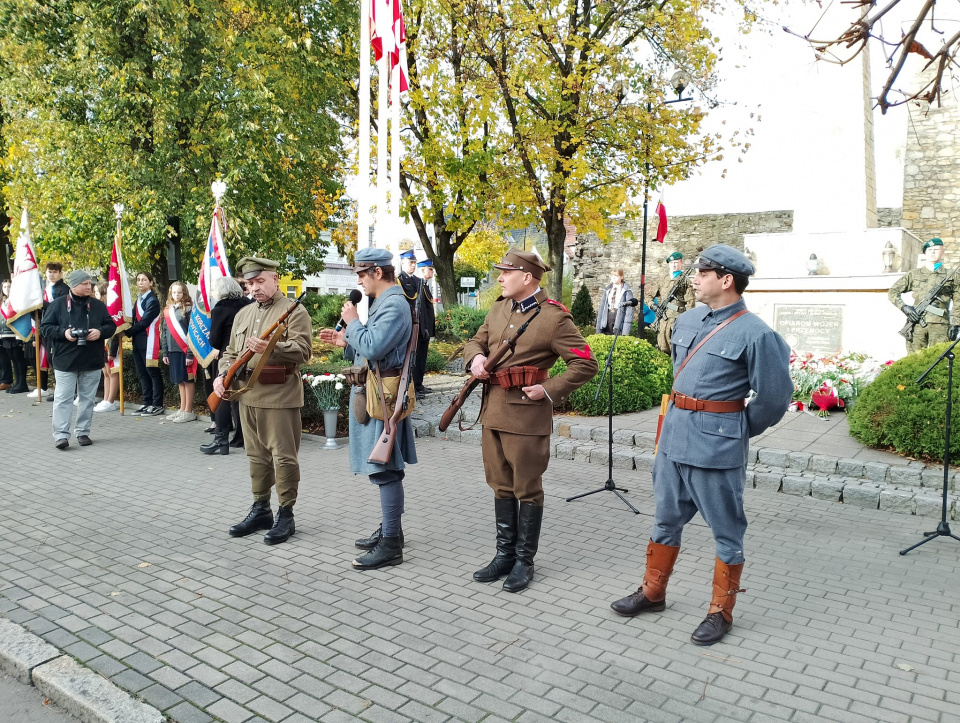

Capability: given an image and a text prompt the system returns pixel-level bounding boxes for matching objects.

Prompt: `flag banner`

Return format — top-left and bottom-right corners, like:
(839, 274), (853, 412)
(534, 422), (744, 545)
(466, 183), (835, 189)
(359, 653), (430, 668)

(164, 307), (199, 381)
(0, 207), (44, 342)
(187, 206), (230, 367)
(656, 201), (668, 243)
(371, 0), (408, 92)
(135, 296), (162, 367)
(107, 229), (134, 335)
(392, 0), (409, 93)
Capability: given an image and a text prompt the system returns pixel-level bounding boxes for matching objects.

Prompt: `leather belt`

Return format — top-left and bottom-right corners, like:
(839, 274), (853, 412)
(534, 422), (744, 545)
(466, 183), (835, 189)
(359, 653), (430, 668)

(670, 391), (746, 413)
(242, 364), (296, 380)
(378, 368), (402, 378)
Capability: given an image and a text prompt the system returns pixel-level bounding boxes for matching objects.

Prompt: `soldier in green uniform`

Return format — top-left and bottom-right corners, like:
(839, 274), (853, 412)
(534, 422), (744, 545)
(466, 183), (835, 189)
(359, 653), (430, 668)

(214, 257), (313, 545)
(464, 250), (598, 592)
(646, 251), (696, 354)
(888, 238), (960, 353)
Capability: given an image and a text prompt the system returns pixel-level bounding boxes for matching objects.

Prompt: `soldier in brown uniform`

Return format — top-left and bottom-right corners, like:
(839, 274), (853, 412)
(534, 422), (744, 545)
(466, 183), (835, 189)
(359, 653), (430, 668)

(214, 257), (313, 545)
(464, 250), (598, 592)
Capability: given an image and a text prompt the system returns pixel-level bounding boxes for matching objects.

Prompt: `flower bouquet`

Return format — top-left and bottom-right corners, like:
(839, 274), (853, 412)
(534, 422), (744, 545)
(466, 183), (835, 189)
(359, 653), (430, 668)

(303, 373), (346, 411)
(789, 351), (892, 417)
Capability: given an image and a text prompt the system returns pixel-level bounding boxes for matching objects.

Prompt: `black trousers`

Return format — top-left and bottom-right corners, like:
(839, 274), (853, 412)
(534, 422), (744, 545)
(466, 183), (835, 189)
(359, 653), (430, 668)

(0, 345), (12, 384)
(132, 336), (164, 406)
(413, 335), (430, 390)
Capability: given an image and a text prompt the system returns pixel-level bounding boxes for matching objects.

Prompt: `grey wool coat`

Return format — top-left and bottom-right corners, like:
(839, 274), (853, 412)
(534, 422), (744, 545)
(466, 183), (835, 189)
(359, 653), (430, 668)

(343, 284), (419, 476)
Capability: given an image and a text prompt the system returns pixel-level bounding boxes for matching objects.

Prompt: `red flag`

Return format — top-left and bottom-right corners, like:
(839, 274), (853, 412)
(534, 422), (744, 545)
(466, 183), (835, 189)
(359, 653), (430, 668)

(655, 201), (668, 243)
(371, 0), (408, 93)
(392, 0), (409, 93)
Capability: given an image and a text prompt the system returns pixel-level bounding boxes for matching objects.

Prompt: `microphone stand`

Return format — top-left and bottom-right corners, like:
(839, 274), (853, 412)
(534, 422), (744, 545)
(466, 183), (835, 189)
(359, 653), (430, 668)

(566, 298), (640, 514)
(900, 336), (960, 554)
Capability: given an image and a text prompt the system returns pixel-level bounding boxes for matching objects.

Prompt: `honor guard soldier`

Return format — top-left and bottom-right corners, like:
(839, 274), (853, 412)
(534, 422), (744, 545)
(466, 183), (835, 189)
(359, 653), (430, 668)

(610, 244), (792, 645)
(889, 238), (960, 353)
(398, 249), (435, 399)
(215, 257), (313, 545)
(646, 251), (696, 353)
(320, 247), (418, 570)
(464, 250), (598, 592)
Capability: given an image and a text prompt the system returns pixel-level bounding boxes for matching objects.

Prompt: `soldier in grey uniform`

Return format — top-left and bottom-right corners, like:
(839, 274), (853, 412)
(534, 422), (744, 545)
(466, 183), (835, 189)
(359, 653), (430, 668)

(888, 238), (960, 353)
(320, 247), (418, 570)
(610, 245), (792, 646)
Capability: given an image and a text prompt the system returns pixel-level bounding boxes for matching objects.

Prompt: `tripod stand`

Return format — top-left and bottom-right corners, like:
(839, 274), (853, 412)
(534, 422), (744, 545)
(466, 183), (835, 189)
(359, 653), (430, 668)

(566, 300), (639, 514)
(900, 336), (960, 555)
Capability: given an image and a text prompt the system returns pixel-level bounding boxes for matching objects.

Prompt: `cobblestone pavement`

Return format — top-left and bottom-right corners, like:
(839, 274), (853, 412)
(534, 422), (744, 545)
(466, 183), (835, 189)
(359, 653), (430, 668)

(2, 395), (960, 723)
(0, 669), (75, 722)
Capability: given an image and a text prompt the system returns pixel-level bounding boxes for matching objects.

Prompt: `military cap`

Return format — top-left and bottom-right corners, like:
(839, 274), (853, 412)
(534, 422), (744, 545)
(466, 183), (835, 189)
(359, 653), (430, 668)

(417, 259), (434, 268)
(67, 269), (92, 288)
(399, 249), (416, 261)
(923, 237), (944, 253)
(666, 252), (683, 263)
(493, 249), (551, 280)
(353, 246), (395, 272)
(693, 244), (755, 277)
(237, 256), (281, 280)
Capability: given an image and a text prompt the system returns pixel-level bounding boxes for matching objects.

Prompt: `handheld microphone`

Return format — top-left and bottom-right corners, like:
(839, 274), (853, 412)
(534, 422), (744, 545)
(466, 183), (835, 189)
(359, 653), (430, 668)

(335, 289), (364, 331)
(618, 297), (640, 309)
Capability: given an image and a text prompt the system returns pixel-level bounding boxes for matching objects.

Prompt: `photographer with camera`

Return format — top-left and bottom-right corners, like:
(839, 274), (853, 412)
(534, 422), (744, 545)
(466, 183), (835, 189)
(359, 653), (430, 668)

(40, 270), (116, 450)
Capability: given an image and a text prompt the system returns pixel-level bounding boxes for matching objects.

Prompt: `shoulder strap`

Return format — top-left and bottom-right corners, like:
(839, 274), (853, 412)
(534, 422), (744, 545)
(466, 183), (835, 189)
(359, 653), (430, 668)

(674, 309), (750, 380)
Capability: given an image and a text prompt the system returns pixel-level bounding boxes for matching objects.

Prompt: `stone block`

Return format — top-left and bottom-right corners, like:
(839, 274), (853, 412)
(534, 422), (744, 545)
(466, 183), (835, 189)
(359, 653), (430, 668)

(33, 656), (164, 723)
(0, 618), (61, 684)
(745, 446), (759, 465)
(781, 475), (811, 496)
(915, 495), (949, 518)
(569, 425), (593, 440)
(809, 456), (838, 475)
(437, 428), (460, 442)
(837, 459), (864, 478)
(613, 451), (635, 470)
(889, 467), (922, 486)
(574, 445), (593, 463)
(634, 452), (656, 472)
(843, 483), (881, 510)
(411, 419), (434, 438)
(557, 423), (571, 438)
(555, 442), (577, 461)
(591, 427), (608, 442)
(757, 449), (789, 468)
(861, 462), (889, 483)
(786, 452), (812, 471)
(811, 478), (844, 502)
(612, 429), (637, 446)
(921, 467), (948, 489)
(744, 469), (756, 488)
(633, 432), (657, 451)
(755, 471), (783, 493)
(591, 448), (609, 465)
(879, 489), (916, 515)
(460, 429), (483, 446)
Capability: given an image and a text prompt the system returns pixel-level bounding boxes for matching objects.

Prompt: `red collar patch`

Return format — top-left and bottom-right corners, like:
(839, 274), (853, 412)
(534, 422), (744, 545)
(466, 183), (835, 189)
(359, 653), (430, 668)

(570, 343), (591, 359)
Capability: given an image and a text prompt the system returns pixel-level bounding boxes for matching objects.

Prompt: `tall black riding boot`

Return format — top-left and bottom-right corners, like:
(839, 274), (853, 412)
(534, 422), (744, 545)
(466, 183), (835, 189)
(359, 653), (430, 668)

(228, 501), (273, 537)
(200, 431), (229, 455)
(264, 506), (295, 545)
(8, 355), (28, 394)
(473, 498), (519, 582)
(503, 503), (543, 593)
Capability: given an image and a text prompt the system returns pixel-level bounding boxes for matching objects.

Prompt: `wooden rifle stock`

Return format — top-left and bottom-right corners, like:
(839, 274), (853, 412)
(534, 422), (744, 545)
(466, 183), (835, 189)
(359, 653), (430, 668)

(438, 305), (542, 432)
(368, 317), (420, 464)
(207, 291), (307, 414)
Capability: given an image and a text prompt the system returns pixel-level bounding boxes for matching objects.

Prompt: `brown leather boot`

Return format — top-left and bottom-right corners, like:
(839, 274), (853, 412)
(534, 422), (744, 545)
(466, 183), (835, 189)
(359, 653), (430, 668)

(610, 541), (680, 616)
(690, 558), (744, 646)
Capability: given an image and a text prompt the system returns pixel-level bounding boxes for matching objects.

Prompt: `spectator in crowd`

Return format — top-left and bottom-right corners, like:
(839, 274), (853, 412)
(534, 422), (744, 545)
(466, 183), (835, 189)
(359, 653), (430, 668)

(1, 278), (30, 394)
(595, 268), (635, 336)
(161, 281), (197, 423)
(128, 271), (164, 415)
(39, 261), (69, 399)
(94, 282), (120, 412)
(40, 270), (116, 449)
(200, 276), (252, 455)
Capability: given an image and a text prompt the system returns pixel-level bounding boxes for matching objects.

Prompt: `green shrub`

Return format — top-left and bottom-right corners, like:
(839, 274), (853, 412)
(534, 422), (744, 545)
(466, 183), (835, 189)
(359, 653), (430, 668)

(848, 343), (960, 461)
(550, 334), (673, 415)
(303, 292), (346, 330)
(426, 346), (447, 373)
(436, 306), (488, 342)
(571, 284), (595, 328)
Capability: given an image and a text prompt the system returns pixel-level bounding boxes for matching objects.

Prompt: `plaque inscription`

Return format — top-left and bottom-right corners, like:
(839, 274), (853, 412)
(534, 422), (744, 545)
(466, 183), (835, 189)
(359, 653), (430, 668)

(774, 305), (843, 353)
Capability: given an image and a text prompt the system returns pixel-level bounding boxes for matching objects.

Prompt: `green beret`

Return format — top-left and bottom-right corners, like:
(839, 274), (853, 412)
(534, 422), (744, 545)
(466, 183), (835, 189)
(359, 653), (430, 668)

(923, 238), (944, 253)
(666, 252), (683, 263)
(236, 257), (280, 280)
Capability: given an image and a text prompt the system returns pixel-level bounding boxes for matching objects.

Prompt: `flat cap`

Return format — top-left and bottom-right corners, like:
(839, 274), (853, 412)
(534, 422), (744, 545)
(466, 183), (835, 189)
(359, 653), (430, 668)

(399, 249), (416, 261)
(67, 270), (92, 288)
(353, 246), (395, 272)
(493, 249), (551, 280)
(666, 251), (683, 263)
(923, 237), (944, 253)
(693, 244), (755, 277)
(236, 257), (281, 280)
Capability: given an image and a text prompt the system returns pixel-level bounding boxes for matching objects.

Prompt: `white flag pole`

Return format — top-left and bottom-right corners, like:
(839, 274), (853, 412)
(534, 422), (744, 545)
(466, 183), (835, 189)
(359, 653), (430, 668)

(376, 48), (389, 249)
(359, 0), (372, 251)
(390, 62), (402, 266)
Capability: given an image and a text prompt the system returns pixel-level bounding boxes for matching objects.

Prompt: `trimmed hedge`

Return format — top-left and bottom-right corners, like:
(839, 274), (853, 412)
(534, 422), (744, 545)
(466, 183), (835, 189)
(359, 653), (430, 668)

(436, 306), (488, 342)
(303, 292), (347, 330)
(550, 333), (673, 415)
(848, 342), (960, 462)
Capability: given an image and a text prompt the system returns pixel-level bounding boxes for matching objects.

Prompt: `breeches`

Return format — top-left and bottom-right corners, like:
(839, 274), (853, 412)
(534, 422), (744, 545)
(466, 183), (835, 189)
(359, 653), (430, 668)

(651, 452), (747, 564)
(241, 404), (302, 507)
(657, 317), (677, 354)
(907, 322), (949, 354)
(481, 428), (550, 505)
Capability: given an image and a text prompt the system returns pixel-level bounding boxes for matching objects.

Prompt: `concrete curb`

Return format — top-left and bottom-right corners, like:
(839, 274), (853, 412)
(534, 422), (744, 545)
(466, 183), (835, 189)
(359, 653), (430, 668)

(0, 619), (164, 723)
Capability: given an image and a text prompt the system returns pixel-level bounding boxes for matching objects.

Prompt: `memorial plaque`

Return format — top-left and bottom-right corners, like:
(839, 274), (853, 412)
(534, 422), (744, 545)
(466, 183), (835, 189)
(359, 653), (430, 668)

(774, 304), (843, 353)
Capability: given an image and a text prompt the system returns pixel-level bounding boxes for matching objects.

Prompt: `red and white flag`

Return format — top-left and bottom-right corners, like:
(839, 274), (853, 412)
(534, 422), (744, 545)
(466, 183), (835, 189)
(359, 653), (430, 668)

(0, 207), (43, 341)
(107, 224), (134, 335)
(371, 0), (408, 93)
(655, 200), (668, 243)
(187, 204), (231, 367)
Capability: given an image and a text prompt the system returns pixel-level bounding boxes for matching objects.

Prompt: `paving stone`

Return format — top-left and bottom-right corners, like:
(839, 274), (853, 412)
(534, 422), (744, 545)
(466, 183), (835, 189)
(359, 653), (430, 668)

(633, 452), (656, 472)
(888, 467), (922, 485)
(612, 430), (636, 446)
(861, 462), (890, 482)
(921, 467), (947, 488)
(879, 489), (916, 515)
(569, 425), (594, 440)
(786, 452), (812, 470)
(757, 448), (789, 467)
(837, 459), (865, 478)
(915, 494), (953, 518)
(781, 475), (811, 496)
(843, 484), (881, 510)
(809, 455), (838, 475)
(811, 478), (845, 502)
(0, 617), (61, 684)
(755, 471), (783, 493)
(555, 443), (576, 461)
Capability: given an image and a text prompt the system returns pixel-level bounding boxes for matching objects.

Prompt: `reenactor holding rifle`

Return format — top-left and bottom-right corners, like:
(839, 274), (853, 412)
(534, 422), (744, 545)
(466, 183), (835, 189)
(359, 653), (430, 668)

(214, 257), (313, 545)
(888, 238), (960, 353)
(461, 250), (598, 592)
(646, 251), (696, 354)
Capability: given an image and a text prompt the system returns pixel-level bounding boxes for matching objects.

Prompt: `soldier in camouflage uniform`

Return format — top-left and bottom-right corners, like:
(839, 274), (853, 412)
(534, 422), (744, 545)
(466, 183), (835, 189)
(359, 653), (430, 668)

(646, 251), (696, 354)
(888, 238), (960, 354)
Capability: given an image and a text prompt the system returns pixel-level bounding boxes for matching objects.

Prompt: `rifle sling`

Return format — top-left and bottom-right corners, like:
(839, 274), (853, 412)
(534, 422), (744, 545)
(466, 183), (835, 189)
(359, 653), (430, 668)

(223, 324), (287, 402)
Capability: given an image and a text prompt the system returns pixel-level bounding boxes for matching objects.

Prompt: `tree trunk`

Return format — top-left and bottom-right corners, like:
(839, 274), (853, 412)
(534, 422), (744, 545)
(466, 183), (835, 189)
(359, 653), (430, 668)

(544, 219), (566, 301)
(432, 229), (459, 311)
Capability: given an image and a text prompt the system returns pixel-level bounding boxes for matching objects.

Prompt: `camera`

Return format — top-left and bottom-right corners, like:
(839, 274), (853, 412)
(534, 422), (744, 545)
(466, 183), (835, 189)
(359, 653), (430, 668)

(70, 328), (90, 346)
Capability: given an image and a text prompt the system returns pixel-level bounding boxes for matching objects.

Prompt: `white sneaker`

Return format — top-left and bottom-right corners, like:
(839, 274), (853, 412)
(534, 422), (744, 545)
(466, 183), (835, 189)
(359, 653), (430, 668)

(173, 412), (197, 423)
(94, 400), (118, 412)
(40, 388), (49, 395)
(168, 410), (182, 422)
